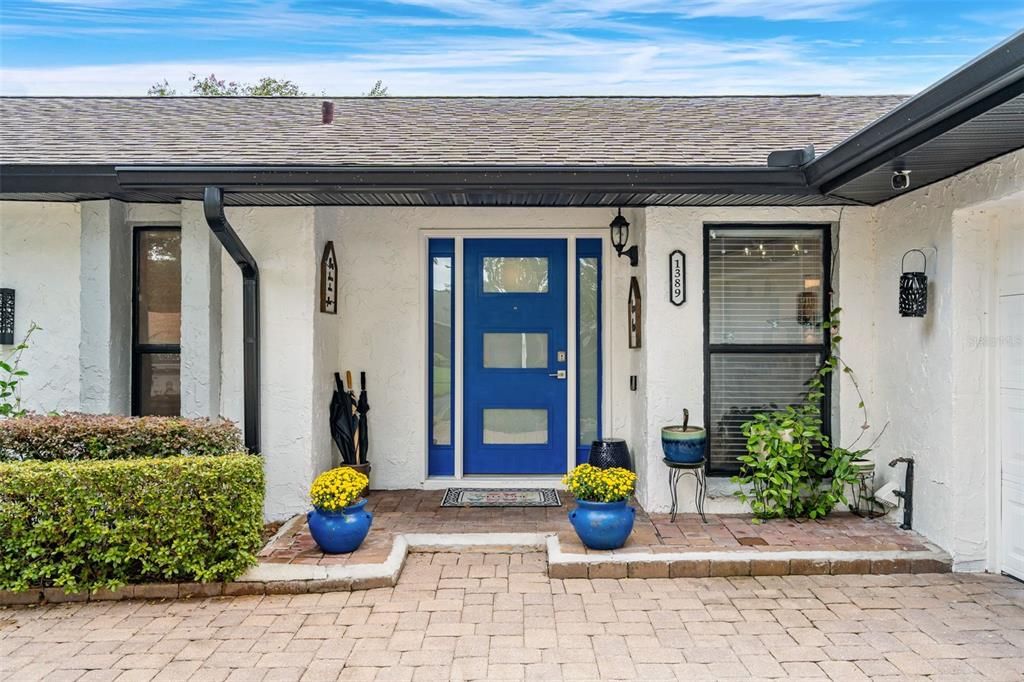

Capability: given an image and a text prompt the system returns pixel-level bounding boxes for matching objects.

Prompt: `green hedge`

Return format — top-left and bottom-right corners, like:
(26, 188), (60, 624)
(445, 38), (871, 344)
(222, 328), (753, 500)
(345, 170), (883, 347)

(0, 413), (244, 462)
(0, 454), (264, 592)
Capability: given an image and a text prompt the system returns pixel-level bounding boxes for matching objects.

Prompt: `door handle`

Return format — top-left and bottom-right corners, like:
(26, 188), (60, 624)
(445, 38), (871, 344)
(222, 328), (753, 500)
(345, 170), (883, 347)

(548, 370), (567, 379)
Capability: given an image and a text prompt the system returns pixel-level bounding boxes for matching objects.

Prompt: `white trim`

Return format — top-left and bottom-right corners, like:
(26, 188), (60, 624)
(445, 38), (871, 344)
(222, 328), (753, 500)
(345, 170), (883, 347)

(422, 477), (565, 490)
(454, 237), (465, 480)
(566, 237), (577, 474)
(419, 234), (430, 486)
(601, 237), (613, 445)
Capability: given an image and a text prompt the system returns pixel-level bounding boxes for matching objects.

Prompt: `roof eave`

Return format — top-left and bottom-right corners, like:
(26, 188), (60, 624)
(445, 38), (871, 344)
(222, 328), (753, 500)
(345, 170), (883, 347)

(0, 163), (817, 198)
(806, 29), (1024, 198)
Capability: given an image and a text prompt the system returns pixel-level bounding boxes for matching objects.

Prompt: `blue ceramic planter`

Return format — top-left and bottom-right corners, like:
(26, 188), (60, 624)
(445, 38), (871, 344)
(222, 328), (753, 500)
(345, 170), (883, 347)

(569, 499), (636, 550)
(307, 499), (373, 554)
(661, 425), (706, 464)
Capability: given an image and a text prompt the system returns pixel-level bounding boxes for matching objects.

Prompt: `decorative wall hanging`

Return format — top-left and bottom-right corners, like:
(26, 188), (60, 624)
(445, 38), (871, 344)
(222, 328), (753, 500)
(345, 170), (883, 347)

(669, 250), (686, 306)
(628, 276), (642, 349)
(899, 249), (928, 318)
(320, 241), (338, 314)
(0, 288), (14, 345)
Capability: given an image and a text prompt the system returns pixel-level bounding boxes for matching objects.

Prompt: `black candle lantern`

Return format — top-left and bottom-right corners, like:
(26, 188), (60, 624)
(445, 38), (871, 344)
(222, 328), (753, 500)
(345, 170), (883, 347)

(609, 208), (638, 267)
(0, 288), (14, 345)
(899, 250), (928, 317)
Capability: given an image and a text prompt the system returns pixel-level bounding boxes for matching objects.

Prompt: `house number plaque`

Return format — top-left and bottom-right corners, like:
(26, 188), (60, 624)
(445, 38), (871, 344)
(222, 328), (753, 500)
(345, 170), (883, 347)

(669, 250), (686, 306)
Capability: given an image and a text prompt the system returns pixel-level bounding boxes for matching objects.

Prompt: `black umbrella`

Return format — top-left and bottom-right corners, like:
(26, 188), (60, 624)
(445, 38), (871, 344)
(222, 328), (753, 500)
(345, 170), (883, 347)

(330, 372), (357, 465)
(356, 371), (370, 464)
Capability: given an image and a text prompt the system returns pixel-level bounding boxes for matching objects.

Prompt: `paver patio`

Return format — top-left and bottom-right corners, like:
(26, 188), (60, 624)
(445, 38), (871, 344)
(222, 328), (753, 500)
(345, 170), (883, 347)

(262, 490), (934, 568)
(2, 552), (1022, 681)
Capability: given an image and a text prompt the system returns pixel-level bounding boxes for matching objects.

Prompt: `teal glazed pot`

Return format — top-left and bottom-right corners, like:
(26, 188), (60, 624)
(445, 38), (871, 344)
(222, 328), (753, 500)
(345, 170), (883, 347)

(307, 499), (373, 554)
(661, 425), (707, 464)
(569, 499), (636, 550)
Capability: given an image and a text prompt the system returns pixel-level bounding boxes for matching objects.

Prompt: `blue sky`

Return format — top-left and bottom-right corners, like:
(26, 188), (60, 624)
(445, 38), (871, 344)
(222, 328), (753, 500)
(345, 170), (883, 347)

(0, 1), (1021, 96)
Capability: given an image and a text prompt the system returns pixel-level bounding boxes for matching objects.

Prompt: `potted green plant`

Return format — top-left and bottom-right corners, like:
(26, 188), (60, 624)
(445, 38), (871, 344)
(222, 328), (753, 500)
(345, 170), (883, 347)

(733, 308), (885, 521)
(563, 464), (637, 550)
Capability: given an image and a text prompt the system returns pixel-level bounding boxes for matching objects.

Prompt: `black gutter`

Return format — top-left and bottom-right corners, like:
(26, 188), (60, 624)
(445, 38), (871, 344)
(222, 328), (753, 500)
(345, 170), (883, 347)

(0, 164), (119, 194)
(203, 187), (261, 454)
(114, 165), (812, 195)
(806, 29), (1024, 194)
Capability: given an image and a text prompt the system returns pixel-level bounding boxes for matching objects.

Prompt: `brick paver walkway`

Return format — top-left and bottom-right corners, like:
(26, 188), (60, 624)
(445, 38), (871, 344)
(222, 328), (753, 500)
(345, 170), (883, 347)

(3, 553), (1022, 681)
(263, 490), (932, 567)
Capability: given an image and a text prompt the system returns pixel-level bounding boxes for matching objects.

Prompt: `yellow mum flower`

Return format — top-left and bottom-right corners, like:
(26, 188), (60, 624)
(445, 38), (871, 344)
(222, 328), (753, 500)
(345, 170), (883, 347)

(310, 467), (369, 511)
(563, 464), (636, 502)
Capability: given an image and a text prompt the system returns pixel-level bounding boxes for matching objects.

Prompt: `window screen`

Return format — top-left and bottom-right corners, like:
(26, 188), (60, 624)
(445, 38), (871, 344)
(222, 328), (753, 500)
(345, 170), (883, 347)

(704, 227), (829, 474)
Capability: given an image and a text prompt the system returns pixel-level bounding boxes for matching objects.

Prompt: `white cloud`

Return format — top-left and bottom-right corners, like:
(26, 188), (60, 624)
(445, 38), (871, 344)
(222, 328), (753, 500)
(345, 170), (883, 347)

(0, 32), (949, 96)
(0, 0), (990, 96)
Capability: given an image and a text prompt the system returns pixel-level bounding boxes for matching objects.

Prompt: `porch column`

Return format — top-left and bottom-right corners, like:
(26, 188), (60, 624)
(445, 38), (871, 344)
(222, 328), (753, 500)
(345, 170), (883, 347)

(180, 200), (223, 419)
(79, 199), (131, 414)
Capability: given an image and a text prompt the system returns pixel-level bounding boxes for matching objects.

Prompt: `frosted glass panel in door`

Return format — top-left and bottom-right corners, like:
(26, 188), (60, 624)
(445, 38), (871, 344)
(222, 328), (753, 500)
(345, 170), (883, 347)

(483, 333), (548, 368)
(482, 257), (549, 293)
(483, 409), (548, 444)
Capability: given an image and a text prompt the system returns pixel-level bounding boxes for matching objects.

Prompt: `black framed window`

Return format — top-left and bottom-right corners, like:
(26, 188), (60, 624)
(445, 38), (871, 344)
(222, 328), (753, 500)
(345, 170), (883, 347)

(703, 225), (831, 475)
(132, 227), (182, 416)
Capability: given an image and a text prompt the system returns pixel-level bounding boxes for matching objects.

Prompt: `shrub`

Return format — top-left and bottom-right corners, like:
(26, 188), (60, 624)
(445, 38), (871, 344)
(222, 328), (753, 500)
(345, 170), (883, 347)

(0, 413), (244, 462)
(0, 454), (264, 592)
(563, 464), (636, 503)
(310, 467), (369, 511)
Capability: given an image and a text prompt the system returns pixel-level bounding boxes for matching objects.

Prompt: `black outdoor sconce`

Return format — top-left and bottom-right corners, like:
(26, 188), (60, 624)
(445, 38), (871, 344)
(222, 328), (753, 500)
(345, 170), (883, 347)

(609, 208), (638, 267)
(0, 288), (14, 345)
(899, 249), (928, 317)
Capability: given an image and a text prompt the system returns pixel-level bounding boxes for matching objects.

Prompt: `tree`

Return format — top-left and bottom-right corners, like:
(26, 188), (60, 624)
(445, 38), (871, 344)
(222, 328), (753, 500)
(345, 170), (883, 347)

(363, 80), (389, 97)
(148, 74), (391, 97)
(147, 79), (176, 96)
(147, 73), (308, 97)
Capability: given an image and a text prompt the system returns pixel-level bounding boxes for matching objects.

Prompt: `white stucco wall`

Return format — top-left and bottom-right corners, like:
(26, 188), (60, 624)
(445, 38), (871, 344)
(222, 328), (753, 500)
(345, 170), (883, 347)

(869, 148), (1024, 570)
(78, 200), (131, 414)
(180, 200), (222, 419)
(637, 205), (877, 513)
(218, 206), (325, 520)
(0, 201), (82, 413)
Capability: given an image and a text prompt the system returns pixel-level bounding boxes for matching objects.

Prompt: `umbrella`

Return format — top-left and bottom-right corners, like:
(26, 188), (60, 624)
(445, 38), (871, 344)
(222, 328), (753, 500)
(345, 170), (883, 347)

(356, 371), (370, 463)
(330, 372), (357, 465)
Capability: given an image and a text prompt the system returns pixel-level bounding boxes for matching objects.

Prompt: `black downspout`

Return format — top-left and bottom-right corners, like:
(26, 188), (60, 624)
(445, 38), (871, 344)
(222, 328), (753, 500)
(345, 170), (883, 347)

(203, 187), (261, 454)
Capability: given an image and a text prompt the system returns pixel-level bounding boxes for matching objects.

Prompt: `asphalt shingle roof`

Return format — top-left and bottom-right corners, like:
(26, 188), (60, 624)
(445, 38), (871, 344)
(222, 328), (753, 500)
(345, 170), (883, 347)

(0, 95), (908, 167)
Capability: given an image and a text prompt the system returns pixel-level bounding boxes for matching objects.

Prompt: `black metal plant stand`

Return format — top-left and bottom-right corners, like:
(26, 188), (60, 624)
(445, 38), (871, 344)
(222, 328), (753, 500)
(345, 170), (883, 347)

(664, 458), (707, 523)
(849, 467), (887, 519)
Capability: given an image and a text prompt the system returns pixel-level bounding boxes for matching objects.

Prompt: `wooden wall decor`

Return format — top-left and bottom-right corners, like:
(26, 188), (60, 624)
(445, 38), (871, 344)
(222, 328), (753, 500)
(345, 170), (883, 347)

(320, 241), (338, 314)
(628, 276), (642, 349)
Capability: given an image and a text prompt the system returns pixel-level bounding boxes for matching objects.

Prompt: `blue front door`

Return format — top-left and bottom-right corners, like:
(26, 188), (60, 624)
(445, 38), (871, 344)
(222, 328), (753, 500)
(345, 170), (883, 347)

(464, 238), (567, 474)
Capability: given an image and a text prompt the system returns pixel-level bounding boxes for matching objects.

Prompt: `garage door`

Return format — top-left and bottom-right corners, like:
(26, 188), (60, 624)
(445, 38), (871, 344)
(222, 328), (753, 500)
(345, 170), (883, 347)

(1000, 224), (1024, 580)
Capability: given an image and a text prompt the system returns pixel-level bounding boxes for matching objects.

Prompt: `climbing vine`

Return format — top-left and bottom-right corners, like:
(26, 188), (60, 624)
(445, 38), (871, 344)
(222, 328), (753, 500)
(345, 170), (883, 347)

(0, 323), (39, 419)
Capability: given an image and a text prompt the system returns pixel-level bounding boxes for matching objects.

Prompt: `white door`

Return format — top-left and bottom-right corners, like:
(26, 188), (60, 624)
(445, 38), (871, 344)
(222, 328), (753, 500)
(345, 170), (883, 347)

(999, 224), (1024, 580)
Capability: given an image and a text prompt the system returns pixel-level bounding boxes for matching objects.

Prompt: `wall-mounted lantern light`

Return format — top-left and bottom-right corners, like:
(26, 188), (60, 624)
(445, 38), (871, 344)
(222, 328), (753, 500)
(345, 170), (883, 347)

(610, 209), (638, 267)
(899, 249), (928, 317)
(0, 288), (14, 345)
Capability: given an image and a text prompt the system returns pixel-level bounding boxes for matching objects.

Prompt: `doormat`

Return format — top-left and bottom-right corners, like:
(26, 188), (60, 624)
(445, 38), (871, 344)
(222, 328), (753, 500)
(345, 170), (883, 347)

(441, 488), (561, 508)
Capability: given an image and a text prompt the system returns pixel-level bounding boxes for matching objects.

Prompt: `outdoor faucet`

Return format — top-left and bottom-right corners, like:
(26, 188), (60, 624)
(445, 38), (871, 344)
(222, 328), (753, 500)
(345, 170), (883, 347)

(888, 457), (914, 530)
